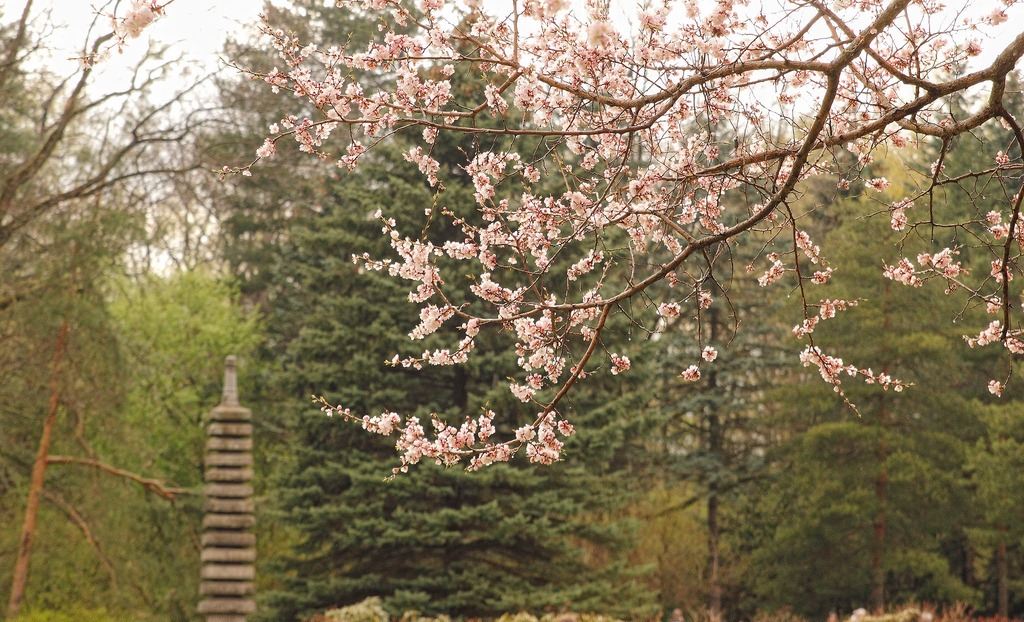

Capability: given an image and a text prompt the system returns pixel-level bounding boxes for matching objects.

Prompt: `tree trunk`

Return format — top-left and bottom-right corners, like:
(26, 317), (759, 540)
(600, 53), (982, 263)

(965, 539), (976, 588)
(707, 491), (721, 622)
(6, 318), (69, 620)
(997, 527), (1008, 618)
(870, 401), (888, 613)
(870, 473), (887, 612)
(706, 304), (722, 622)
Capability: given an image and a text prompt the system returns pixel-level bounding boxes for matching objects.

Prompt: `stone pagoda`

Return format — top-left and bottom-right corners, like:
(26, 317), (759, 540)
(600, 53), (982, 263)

(198, 356), (256, 622)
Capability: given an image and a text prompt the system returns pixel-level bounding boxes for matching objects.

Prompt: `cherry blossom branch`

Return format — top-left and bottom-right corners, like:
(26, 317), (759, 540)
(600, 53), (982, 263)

(245, 0), (1024, 468)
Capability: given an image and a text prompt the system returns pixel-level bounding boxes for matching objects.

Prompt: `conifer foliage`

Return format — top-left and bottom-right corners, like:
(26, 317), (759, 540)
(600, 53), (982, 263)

(216, 4), (656, 619)
(246, 134), (655, 620)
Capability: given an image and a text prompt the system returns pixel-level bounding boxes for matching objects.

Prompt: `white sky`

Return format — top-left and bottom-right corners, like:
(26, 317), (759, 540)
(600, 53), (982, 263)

(34, 0), (265, 87)
(36, 0), (1022, 66)
(21, 0), (1024, 103)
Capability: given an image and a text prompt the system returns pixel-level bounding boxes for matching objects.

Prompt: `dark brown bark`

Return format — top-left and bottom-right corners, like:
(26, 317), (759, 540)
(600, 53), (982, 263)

(870, 466), (887, 613)
(0, 0), (34, 91)
(6, 318), (69, 621)
(706, 304), (722, 622)
(965, 540), (976, 588)
(707, 492), (721, 622)
(997, 527), (1008, 618)
(0, 2), (202, 253)
(870, 394), (889, 613)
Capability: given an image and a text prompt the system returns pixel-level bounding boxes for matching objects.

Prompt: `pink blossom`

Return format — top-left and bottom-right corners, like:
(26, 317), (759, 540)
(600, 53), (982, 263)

(567, 250), (604, 281)
(515, 425), (536, 443)
(991, 259), (1013, 283)
(988, 380), (1004, 396)
(890, 207), (906, 231)
(812, 268), (834, 284)
(966, 320), (1003, 348)
(697, 289), (713, 308)
(759, 259), (785, 287)
(798, 347), (858, 387)
(883, 258), (922, 287)
(793, 317), (818, 338)
(510, 383), (536, 402)
(658, 302), (681, 318)
(865, 177), (891, 192)
(638, 9), (667, 31)
(794, 231), (821, 263)
(116, 0), (157, 39)
(256, 138), (277, 159)
(587, 20), (615, 47)
(988, 9), (1008, 25)
(249, 0), (1024, 471)
(609, 353), (631, 375)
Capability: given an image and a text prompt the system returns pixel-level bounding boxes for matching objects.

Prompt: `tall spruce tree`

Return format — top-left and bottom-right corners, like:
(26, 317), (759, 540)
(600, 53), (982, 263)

(631, 235), (787, 620)
(966, 401), (1024, 617)
(214, 4), (657, 620)
(248, 130), (656, 622)
(931, 87), (1024, 617)
(741, 169), (992, 617)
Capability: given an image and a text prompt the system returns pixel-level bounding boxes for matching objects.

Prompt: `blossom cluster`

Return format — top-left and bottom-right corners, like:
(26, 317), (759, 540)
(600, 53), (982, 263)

(75, 0), (170, 67)
(799, 347), (907, 393)
(884, 248), (968, 290)
(318, 398), (574, 473)
(113, 0), (161, 40)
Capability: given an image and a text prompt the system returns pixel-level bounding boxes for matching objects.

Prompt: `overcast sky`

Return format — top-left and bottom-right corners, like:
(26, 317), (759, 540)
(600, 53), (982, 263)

(26, 0), (1024, 102)
(37, 0), (265, 86)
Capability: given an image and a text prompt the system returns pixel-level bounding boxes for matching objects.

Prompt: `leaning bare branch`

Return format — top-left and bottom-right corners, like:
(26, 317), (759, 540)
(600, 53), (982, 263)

(46, 456), (190, 501)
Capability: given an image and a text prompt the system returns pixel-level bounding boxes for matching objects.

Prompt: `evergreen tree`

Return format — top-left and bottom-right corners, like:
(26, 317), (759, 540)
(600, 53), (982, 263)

(742, 171), (990, 617)
(211, 5), (657, 620)
(966, 401), (1024, 617)
(632, 238), (788, 620)
(243, 128), (655, 620)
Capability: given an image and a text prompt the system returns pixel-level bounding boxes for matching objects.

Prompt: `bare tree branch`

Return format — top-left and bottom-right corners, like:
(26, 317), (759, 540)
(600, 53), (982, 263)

(41, 489), (120, 593)
(46, 455), (191, 501)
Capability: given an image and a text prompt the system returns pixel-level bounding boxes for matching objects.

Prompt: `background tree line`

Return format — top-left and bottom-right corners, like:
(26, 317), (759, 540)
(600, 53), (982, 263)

(1, 1), (1023, 621)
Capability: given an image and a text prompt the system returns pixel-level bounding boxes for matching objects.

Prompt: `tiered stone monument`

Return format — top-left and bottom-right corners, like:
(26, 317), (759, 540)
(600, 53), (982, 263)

(198, 356), (256, 622)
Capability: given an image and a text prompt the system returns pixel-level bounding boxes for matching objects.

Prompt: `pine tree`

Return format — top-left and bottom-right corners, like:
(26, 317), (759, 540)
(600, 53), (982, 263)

(742, 172), (990, 617)
(966, 401), (1024, 617)
(209, 5), (657, 619)
(237, 125), (655, 619)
